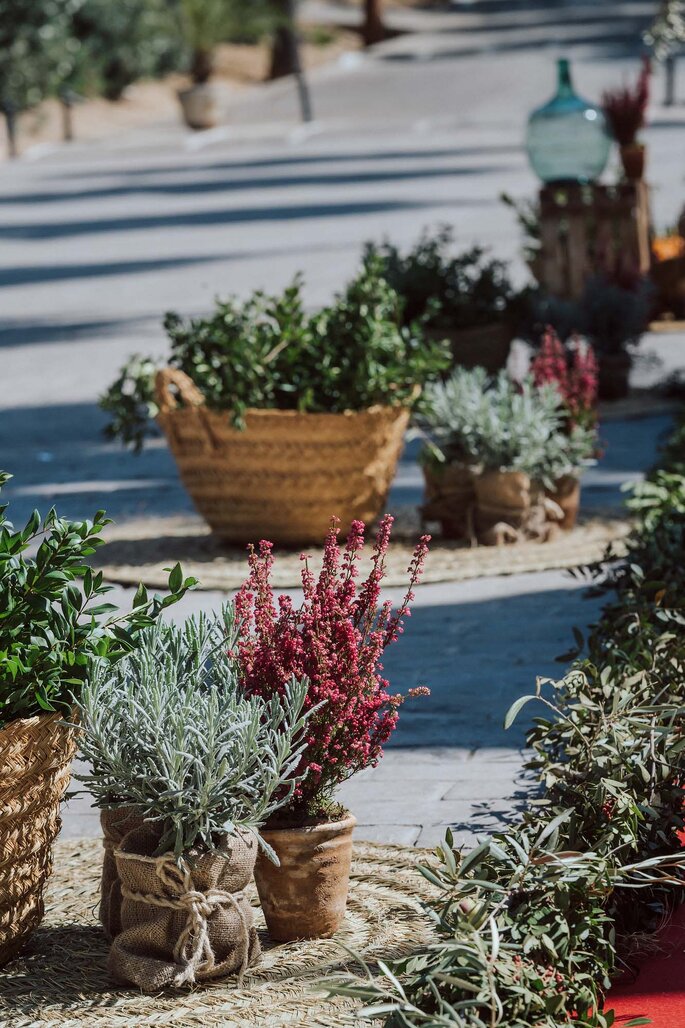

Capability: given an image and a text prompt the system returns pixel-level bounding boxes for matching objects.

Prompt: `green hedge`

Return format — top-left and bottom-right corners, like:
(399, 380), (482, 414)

(328, 411), (685, 1027)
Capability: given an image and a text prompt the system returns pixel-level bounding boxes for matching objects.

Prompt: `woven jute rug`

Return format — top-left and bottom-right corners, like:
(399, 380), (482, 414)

(0, 837), (438, 1028)
(92, 509), (631, 591)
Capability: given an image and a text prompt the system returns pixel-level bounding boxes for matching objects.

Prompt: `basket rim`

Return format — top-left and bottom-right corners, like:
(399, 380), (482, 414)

(0, 710), (69, 735)
(157, 402), (413, 422)
(154, 366), (418, 421)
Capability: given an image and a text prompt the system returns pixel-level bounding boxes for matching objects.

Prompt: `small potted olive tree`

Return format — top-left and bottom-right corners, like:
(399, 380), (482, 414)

(0, 472), (193, 967)
(176, 0), (270, 129)
(363, 227), (519, 373)
(100, 264), (448, 545)
(75, 613), (313, 991)
(233, 515), (431, 941)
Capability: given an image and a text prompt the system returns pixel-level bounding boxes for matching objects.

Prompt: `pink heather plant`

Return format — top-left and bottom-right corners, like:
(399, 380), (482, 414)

(234, 515), (430, 821)
(531, 327), (599, 430)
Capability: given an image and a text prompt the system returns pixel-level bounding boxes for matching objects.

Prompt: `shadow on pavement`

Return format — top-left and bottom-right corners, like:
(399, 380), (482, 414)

(0, 163), (517, 206)
(0, 197), (496, 242)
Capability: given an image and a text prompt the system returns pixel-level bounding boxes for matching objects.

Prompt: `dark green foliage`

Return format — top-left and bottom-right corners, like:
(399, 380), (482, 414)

(327, 410), (685, 1026)
(71, 0), (184, 101)
(363, 227), (518, 332)
(0, 0), (184, 111)
(521, 274), (654, 356)
(0, 0), (79, 110)
(0, 471), (196, 727)
(101, 265), (450, 451)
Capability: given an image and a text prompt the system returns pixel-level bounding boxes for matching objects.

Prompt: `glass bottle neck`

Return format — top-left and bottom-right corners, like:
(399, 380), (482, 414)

(556, 59), (574, 98)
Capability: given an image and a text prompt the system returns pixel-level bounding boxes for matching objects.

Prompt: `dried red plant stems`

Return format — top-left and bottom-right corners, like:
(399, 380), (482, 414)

(601, 57), (651, 146)
(234, 516), (430, 813)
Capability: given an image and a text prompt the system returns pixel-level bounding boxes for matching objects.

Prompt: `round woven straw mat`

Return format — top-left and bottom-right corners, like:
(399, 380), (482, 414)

(0, 837), (438, 1028)
(93, 507), (631, 591)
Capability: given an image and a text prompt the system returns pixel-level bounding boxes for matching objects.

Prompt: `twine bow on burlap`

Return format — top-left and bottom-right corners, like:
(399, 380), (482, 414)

(114, 850), (251, 988)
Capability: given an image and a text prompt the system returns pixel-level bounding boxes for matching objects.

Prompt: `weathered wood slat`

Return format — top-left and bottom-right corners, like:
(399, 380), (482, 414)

(538, 181), (651, 299)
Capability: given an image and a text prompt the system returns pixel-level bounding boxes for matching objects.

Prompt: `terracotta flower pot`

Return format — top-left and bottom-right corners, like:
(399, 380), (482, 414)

(620, 142), (646, 181)
(598, 352), (632, 401)
(547, 474), (581, 530)
(178, 84), (218, 130)
(254, 813), (356, 941)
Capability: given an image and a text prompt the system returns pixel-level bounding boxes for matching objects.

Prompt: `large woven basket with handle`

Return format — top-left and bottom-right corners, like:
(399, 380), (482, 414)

(0, 712), (76, 967)
(155, 368), (411, 544)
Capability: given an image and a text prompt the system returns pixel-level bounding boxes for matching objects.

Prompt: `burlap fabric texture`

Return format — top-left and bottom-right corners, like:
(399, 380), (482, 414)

(99, 808), (146, 941)
(109, 824), (260, 992)
(421, 462), (475, 540)
(473, 470), (563, 545)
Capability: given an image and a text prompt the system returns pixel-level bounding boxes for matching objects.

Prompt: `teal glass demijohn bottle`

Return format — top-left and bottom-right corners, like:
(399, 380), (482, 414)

(526, 58), (610, 184)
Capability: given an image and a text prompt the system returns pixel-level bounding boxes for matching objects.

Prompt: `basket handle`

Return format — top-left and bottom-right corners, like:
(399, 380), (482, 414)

(155, 368), (205, 413)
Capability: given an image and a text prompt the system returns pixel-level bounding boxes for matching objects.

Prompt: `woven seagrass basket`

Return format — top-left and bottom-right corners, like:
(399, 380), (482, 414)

(155, 368), (411, 544)
(0, 712), (76, 967)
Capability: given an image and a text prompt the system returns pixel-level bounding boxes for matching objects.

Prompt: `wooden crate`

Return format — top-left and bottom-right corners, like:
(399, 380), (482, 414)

(538, 181), (651, 299)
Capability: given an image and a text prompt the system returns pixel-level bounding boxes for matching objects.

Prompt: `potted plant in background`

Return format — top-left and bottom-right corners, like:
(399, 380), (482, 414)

(176, 0), (270, 128)
(602, 58), (651, 181)
(0, 471), (193, 967)
(234, 515), (431, 941)
(521, 273), (653, 401)
(363, 227), (519, 373)
(100, 266), (448, 545)
(417, 372), (596, 543)
(577, 272), (653, 400)
(416, 366), (487, 539)
(75, 617), (313, 991)
(530, 327), (600, 528)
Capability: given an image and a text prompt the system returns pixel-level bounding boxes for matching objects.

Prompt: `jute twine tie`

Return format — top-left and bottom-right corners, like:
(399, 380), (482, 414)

(114, 849), (250, 987)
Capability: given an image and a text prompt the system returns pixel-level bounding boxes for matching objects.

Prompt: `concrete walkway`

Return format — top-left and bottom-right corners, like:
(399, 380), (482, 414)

(2, 1), (685, 848)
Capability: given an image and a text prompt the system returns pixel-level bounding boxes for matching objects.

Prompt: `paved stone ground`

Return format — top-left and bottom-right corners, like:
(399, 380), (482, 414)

(3, 0), (685, 847)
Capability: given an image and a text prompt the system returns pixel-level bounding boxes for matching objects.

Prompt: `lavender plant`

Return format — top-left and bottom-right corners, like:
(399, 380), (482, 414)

(75, 609), (314, 859)
(418, 369), (596, 486)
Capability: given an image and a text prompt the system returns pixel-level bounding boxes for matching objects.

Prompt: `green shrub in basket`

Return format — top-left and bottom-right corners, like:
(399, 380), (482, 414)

(100, 261), (450, 451)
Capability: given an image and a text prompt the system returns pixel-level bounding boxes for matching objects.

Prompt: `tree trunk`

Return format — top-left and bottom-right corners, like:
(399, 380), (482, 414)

(664, 54), (676, 107)
(60, 90), (75, 142)
(363, 0), (386, 46)
(268, 0), (313, 123)
(191, 48), (214, 86)
(270, 0), (297, 79)
(1, 101), (18, 159)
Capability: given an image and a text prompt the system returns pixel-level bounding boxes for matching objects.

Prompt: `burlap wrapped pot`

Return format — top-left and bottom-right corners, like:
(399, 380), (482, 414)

(474, 470), (535, 539)
(0, 712), (76, 966)
(99, 807), (146, 940)
(421, 462), (475, 539)
(155, 369), (411, 545)
(547, 474), (581, 531)
(109, 824), (260, 992)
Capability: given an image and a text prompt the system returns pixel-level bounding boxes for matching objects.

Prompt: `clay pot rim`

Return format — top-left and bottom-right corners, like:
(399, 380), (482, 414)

(260, 813), (357, 837)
